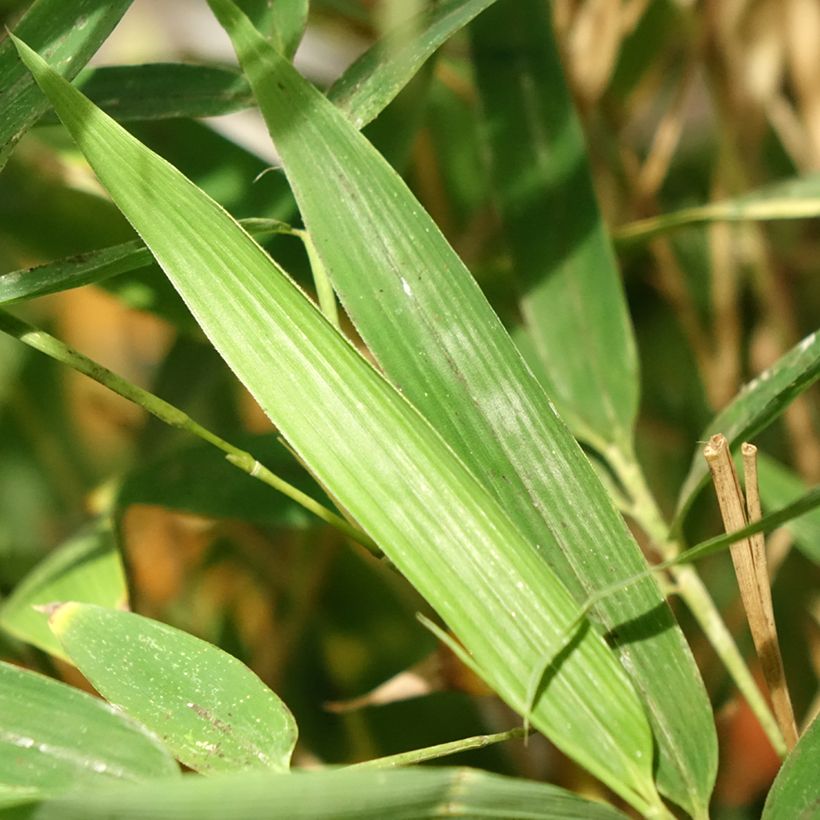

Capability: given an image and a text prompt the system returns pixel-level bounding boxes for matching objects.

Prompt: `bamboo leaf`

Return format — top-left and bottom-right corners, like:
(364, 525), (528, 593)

(471, 0), (639, 451)
(46, 64), (254, 122)
(616, 173), (820, 245)
(762, 715), (820, 819)
(0, 660), (178, 797)
(13, 33), (663, 813)
(328, 0), (501, 129)
(0, 219), (288, 305)
(0, 0), (133, 170)
(756, 453), (820, 565)
(209, 2), (716, 815)
(49, 604), (298, 775)
(0, 521), (126, 662)
(1, 766), (628, 820)
(676, 330), (820, 526)
(237, 0), (308, 59)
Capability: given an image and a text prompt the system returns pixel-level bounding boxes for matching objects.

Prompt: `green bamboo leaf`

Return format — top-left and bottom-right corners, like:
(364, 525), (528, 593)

(13, 34), (663, 814)
(762, 716), (820, 819)
(236, 0), (308, 59)
(50, 64), (254, 122)
(756, 453), (820, 565)
(209, 2), (715, 815)
(676, 330), (820, 526)
(49, 604), (298, 775)
(115, 433), (324, 530)
(0, 766), (628, 820)
(328, 0), (501, 129)
(0, 660), (178, 797)
(0, 219), (289, 305)
(616, 173), (820, 245)
(471, 0), (639, 451)
(0, 0), (133, 170)
(0, 521), (126, 662)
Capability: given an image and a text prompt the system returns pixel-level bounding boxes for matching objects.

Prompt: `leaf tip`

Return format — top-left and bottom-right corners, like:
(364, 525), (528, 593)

(45, 601), (82, 635)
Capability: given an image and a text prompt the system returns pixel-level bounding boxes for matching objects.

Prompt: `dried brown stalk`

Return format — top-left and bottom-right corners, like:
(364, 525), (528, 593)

(741, 443), (800, 749)
(703, 434), (799, 750)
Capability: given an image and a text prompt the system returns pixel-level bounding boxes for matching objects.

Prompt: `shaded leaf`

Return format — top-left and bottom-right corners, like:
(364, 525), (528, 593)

(54, 64), (253, 122)
(212, 2), (715, 815)
(0, 0), (133, 169)
(49, 604), (298, 775)
(15, 32), (662, 814)
(0, 521), (126, 662)
(472, 0), (639, 450)
(0, 660), (178, 797)
(676, 330), (820, 526)
(762, 715), (820, 819)
(3, 766), (627, 819)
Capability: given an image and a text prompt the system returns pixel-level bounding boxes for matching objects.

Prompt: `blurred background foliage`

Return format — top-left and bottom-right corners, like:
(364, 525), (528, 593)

(0, 0), (818, 816)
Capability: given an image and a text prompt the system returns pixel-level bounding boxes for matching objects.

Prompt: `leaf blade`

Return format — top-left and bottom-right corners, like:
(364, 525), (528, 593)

(3, 766), (628, 820)
(0, 521), (126, 662)
(49, 604), (298, 775)
(471, 0), (639, 450)
(0, 0), (133, 169)
(0, 660), (178, 796)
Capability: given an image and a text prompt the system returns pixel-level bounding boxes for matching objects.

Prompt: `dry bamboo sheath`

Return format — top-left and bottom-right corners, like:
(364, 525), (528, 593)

(703, 434), (799, 751)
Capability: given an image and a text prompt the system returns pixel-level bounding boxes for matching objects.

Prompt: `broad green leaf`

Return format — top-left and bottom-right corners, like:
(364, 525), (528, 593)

(49, 604), (298, 775)
(762, 716), (820, 819)
(676, 330), (820, 526)
(328, 0), (500, 129)
(471, 0), (639, 452)
(0, 219), (288, 305)
(0, 660), (178, 796)
(0, 521), (125, 662)
(210, 3), (715, 815)
(14, 35), (663, 814)
(756, 453), (820, 564)
(616, 173), (820, 245)
(0, 0), (133, 170)
(116, 433), (324, 529)
(0, 766), (627, 820)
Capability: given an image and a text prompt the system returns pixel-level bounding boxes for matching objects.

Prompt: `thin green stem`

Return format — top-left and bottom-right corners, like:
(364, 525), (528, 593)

(347, 727), (526, 770)
(0, 309), (379, 556)
(604, 442), (787, 757)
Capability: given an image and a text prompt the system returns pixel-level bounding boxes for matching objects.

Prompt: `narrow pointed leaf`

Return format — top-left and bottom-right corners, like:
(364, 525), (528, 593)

(2, 767), (628, 820)
(49, 604), (298, 775)
(0, 0), (133, 170)
(0, 661), (178, 797)
(471, 0), (639, 451)
(616, 173), (820, 245)
(237, 0), (308, 59)
(0, 521), (126, 662)
(328, 0), (501, 129)
(756, 454), (820, 565)
(676, 330), (820, 525)
(14, 34), (662, 813)
(209, 2), (716, 814)
(0, 219), (288, 305)
(762, 716), (820, 819)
